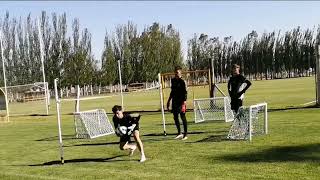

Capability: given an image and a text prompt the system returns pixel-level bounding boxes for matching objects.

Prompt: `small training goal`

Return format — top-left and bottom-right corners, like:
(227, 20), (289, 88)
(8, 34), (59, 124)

(227, 102), (268, 141)
(193, 97), (234, 123)
(74, 109), (115, 139)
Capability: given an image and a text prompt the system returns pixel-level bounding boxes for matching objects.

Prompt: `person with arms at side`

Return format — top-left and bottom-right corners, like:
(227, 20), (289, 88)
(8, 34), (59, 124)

(167, 66), (188, 140)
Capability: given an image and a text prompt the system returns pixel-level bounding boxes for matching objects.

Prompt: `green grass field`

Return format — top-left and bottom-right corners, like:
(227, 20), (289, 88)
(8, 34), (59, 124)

(0, 76), (319, 180)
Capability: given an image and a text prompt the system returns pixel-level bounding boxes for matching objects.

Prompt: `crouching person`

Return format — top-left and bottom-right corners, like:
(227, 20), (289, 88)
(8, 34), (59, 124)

(112, 105), (146, 162)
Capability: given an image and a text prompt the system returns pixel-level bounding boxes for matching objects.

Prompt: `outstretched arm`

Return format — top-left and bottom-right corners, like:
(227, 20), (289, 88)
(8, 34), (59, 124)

(130, 113), (141, 123)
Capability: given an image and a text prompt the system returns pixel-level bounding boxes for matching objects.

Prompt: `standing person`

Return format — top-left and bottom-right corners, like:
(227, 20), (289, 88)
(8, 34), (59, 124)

(228, 64), (252, 114)
(112, 105), (146, 162)
(166, 66), (188, 140)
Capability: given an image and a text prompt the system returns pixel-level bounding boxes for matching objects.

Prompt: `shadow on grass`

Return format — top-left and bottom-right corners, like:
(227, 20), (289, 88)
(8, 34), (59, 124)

(157, 120), (227, 126)
(28, 155), (132, 166)
(37, 135), (173, 147)
(66, 141), (119, 147)
(269, 104), (319, 112)
(187, 134), (237, 143)
(143, 131), (216, 137)
(9, 114), (55, 118)
(218, 143), (320, 162)
(36, 135), (78, 141)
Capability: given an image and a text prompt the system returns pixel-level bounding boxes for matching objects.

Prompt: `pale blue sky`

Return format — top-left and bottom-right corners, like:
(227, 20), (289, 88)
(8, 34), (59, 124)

(1, 1), (320, 62)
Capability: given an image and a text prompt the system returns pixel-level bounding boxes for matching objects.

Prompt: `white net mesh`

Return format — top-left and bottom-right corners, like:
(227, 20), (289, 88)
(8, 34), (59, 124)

(0, 82), (49, 116)
(74, 109), (115, 139)
(227, 103), (267, 141)
(193, 97), (234, 123)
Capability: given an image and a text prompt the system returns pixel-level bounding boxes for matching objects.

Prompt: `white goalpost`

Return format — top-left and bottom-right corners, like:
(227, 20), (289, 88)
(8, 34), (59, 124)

(0, 30), (9, 121)
(316, 45), (320, 106)
(37, 18), (49, 115)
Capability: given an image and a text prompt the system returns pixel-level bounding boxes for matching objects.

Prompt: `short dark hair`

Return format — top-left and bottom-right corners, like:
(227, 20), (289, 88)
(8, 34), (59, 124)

(112, 105), (122, 113)
(174, 66), (182, 71)
(232, 64), (240, 69)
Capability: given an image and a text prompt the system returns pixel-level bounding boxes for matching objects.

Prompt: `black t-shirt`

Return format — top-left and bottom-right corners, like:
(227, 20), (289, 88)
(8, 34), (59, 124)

(170, 77), (187, 104)
(228, 74), (247, 98)
(112, 112), (140, 129)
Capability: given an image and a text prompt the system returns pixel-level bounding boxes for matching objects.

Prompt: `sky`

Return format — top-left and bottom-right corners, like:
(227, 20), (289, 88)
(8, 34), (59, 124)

(1, 1), (320, 63)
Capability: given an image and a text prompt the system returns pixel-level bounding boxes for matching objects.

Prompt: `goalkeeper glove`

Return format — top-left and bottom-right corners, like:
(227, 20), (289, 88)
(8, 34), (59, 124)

(181, 101), (186, 113)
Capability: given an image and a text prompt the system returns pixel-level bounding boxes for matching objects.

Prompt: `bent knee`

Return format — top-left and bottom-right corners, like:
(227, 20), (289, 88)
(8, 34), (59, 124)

(119, 143), (126, 150)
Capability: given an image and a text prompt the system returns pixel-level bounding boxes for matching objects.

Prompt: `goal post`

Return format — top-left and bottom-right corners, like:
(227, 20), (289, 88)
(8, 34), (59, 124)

(316, 45), (320, 106)
(0, 30), (9, 121)
(158, 73), (167, 135)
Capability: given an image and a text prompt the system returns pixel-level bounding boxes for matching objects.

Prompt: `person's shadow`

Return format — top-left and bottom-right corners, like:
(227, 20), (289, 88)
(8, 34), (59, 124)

(28, 155), (133, 166)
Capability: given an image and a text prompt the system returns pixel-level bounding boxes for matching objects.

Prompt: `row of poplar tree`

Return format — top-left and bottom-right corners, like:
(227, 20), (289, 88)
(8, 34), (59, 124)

(0, 11), (319, 89)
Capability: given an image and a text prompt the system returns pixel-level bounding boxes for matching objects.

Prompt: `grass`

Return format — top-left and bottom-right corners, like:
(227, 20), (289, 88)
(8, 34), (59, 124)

(0, 76), (319, 180)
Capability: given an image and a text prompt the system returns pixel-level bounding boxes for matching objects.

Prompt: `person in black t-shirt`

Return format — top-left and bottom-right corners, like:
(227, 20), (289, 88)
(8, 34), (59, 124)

(112, 105), (146, 162)
(166, 66), (188, 140)
(228, 64), (252, 114)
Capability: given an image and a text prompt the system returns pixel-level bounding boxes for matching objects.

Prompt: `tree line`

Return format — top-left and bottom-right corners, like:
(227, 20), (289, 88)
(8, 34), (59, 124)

(187, 27), (319, 82)
(0, 11), (319, 90)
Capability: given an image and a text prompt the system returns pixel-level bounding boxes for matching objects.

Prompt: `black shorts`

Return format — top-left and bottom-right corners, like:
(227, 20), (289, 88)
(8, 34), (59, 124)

(231, 98), (243, 112)
(171, 103), (184, 114)
(120, 135), (131, 143)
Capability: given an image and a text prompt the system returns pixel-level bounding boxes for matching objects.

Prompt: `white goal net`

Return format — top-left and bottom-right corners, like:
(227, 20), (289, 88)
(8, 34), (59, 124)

(0, 82), (49, 116)
(74, 109), (115, 139)
(227, 102), (268, 141)
(193, 97), (234, 123)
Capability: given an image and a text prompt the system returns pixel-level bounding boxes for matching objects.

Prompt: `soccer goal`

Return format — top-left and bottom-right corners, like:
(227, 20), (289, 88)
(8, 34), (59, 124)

(227, 102), (268, 141)
(54, 79), (115, 164)
(193, 97), (234, 123)
(74, 109), (115, 139)
(0, 24), (49, 119)
(0, 82), (50, 117)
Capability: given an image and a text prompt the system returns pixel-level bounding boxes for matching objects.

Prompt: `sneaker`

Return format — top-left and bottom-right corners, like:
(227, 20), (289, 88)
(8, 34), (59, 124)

(182, 136), (188, 141)
(140, 155), (146, 163)
(174, 134), (183, 139)
(129, 145), (137, 156)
